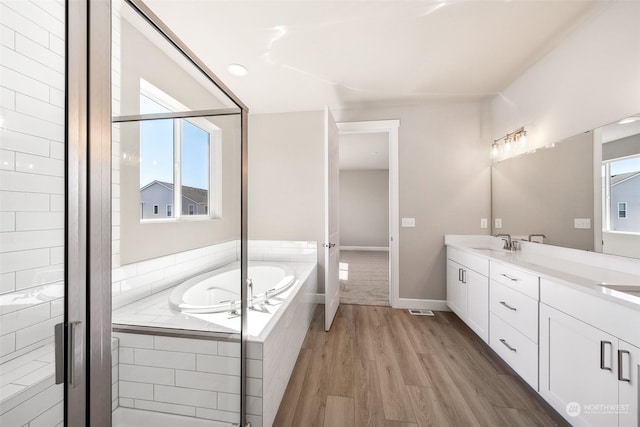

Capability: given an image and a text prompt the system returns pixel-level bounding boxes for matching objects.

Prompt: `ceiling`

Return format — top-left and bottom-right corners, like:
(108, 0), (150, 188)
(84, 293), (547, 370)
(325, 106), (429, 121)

(339, 132), (389, 170)
(144, 0), (602, 114)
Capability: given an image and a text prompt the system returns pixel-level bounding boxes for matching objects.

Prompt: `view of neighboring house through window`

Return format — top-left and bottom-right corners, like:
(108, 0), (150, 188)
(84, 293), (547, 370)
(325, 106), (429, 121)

(603, 154), (640, 232)
(138, 87), (214, 220)
(618, 202), (627, 219)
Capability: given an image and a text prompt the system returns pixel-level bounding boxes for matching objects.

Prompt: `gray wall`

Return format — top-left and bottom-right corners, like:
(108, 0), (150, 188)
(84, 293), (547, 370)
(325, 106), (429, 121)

(603, 133), (640, 161)
(492, 132), (594, 251)
(339, 170), (389, 247)
(248, 102), (491, 300)
(248, 110), (326, 289)
(118, 18), (241, 265)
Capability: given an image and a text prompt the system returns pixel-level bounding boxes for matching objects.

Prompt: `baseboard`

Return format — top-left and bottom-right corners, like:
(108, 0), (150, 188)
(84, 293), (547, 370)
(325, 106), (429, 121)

(341, 246), (390, 252)
(392, 298), (450, 312)
(312, 293), (325, 304)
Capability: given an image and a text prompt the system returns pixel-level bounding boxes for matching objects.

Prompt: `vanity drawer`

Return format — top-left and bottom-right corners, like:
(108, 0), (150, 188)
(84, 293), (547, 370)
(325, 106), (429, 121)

(490, 261), (539, 300)
(490, 312), (538, 390)
(448, 247), (489, 276)
(490, 280), (538, 342)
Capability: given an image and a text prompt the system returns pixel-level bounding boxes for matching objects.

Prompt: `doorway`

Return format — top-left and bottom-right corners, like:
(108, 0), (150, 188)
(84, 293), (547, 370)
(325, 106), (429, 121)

(337, 120), (400, 307)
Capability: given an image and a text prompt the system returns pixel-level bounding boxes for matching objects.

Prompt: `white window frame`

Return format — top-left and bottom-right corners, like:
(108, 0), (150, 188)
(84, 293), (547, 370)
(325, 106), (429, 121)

(139, 79), (222, 222)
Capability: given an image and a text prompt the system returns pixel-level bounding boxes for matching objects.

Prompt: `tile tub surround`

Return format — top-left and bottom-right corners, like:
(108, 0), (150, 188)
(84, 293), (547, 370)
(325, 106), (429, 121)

(113, 264), (318, 427)
(112, 239), (317, 311)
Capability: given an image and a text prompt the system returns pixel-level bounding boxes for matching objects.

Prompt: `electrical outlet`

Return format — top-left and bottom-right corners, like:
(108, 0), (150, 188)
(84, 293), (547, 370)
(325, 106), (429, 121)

(495, 218), (503, 229)
(574, 218), (591, 229)
(401, 217), (416, 228)
(480, 218), (488, 229)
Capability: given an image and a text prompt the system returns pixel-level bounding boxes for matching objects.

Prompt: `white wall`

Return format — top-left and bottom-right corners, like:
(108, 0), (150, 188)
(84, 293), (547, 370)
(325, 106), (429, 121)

(491, 1), (640, 150)
(339, 170), (389, 248)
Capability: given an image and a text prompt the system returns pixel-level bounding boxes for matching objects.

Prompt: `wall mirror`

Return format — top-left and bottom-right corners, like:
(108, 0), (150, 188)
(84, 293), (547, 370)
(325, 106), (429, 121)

(491, 114), (640, 259)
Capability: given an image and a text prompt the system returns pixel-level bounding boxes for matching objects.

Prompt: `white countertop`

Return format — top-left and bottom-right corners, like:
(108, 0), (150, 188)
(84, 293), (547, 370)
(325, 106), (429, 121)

(445, 235), (640, 311)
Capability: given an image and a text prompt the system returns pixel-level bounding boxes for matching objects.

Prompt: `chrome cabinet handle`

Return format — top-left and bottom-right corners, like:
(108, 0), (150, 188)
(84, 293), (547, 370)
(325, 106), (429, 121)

(501, 273), (518, 282)
(500, 338), (517, 352)
(458, 268), (463, 282)
(499, 301), (517, 311)
(600, 340), (613, 371)
(461, 269), (467, 284)
(618, 350), (631, 382)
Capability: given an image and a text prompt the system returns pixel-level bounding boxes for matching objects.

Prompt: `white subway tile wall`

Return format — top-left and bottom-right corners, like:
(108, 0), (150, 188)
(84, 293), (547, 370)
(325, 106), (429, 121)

(0, 0), (66, 425)
(114, 332), (258, 424)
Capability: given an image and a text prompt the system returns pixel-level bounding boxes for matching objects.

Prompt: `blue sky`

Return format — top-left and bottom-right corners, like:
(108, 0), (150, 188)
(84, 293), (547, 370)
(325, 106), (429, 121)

(610, 156), (640, 176)
(139, 96), (210, 190)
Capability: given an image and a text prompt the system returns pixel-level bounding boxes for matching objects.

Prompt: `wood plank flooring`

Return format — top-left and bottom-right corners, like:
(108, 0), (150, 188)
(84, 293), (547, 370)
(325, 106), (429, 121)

(273, 304), (570, 427)
(340, 251), (389, 306)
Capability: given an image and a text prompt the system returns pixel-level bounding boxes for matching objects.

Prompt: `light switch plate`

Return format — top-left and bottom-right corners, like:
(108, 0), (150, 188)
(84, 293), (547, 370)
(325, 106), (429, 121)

(480, 218), (488, 229)
(495, 218), (502, 229)
(401, 217), (416, 228)
(574, 218), (591, 229)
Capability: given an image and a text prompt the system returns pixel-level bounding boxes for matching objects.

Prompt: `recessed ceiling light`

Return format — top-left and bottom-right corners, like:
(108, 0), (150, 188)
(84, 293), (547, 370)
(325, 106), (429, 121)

(618, 116), (640, 125)
(227, 63), (248, 77)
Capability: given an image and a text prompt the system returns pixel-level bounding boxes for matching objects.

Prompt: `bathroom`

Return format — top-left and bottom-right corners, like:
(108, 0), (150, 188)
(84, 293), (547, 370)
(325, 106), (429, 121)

(1, 0), (640, 426)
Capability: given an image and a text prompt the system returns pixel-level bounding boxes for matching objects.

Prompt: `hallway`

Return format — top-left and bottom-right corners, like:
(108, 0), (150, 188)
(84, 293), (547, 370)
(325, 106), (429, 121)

(339, 251), (389, 306)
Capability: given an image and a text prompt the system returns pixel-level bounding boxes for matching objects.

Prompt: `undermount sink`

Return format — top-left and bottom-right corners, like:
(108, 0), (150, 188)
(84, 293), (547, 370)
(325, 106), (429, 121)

(471, 248), (511, 257)
(598, 283), (640, 297)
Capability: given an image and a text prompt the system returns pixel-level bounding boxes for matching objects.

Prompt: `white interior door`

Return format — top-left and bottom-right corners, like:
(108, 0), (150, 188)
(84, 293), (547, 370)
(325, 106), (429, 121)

(324, 107), (340, 331)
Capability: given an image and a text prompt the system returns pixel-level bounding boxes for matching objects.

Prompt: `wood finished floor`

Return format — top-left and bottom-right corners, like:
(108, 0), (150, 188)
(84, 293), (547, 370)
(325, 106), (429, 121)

(340, 251), (389, 306)
(274, 304), (570, 427)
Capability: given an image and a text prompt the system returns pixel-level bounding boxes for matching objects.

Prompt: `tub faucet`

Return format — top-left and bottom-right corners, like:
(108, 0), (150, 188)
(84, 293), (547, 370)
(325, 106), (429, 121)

(495, 233), (512, 250)
(528, 233), (546, 243)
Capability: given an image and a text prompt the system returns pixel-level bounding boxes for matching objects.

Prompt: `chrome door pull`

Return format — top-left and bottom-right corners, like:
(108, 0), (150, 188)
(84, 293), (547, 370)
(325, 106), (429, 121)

(501, 273), (518, 282)
(600, 340), (612, 371)
(499, 301), (517, 311)
(618, 350), (631, 382)
(499, 338), (517, 352)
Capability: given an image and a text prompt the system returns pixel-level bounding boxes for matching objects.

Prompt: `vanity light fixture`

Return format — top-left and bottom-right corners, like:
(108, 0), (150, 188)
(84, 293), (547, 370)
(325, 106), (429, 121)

(490, 127), (528, 159)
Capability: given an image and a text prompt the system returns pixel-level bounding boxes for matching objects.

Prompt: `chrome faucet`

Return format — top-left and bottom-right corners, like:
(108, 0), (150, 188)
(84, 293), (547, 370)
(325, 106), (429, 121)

(495, 233), (512, 250)
(528, 233), (547, 243)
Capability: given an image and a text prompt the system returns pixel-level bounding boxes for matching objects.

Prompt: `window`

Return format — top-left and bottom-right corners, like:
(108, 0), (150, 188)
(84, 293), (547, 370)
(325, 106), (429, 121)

(138, 81), (221, 221)
(602, 154), (640, 232)
(153, 205), (159, 215)
(618, 202), (627, 219)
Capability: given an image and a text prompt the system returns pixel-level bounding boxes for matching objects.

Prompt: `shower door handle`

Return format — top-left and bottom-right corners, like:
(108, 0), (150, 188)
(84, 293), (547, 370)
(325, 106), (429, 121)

(54, 321), (83, 387)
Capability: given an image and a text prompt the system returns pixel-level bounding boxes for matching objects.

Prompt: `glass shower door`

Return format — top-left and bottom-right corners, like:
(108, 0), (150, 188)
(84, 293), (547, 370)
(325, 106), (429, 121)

(0, 0), (66, 424)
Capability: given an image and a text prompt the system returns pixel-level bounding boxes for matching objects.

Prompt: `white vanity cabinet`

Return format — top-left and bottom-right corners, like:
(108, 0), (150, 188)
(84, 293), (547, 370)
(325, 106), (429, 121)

(540, 281), (640, 427)
(489, 261), (539, 389)
(446, 247), (489, 342)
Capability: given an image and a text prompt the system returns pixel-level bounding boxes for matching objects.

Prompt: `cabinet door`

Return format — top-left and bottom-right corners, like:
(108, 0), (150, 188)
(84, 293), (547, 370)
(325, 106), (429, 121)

(540, 304), (618, 427)
(446, 259), (466, 319)
(466, 268), (489, 343)
(619, 340), (640, 427)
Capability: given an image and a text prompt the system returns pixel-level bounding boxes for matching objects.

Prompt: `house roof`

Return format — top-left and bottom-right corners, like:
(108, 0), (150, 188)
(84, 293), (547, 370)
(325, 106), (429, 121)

(140, 180), (208, 204)
(611, 172), (640, 187)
